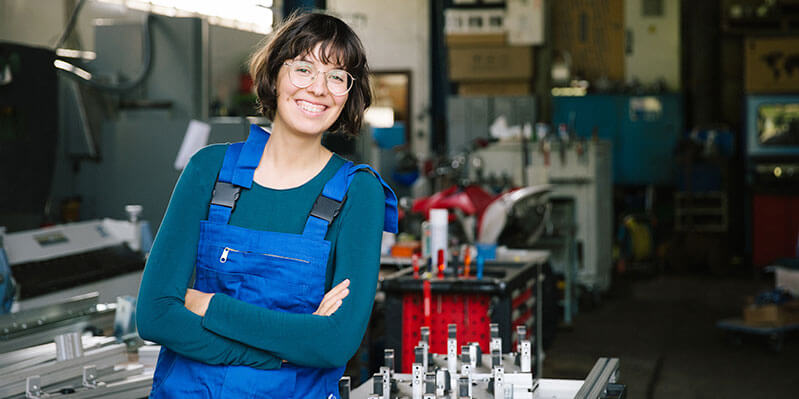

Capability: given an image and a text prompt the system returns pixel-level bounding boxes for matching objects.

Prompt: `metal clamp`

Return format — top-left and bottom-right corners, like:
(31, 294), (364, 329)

(447, 324), (458, 375)
(384, 349), (395, 372)
(82, 365), (98, 388)
(25, 376), (42, 399)
(520, 340), (531, 373)
(493, 366), (504, 399)
(412, 363), (423, 399)
(338, 376), (351, 399)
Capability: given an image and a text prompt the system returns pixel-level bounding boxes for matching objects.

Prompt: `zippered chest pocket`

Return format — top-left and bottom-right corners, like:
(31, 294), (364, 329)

(196, 244), (327, 311)
(219, 247), (310, 265)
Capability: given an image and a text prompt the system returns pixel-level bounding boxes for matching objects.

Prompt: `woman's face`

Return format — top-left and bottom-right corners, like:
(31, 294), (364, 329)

(273, 43), (350, 138)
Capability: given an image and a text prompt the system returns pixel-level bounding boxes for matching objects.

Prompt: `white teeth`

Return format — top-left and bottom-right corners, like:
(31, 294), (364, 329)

(297, 100), (326, 113)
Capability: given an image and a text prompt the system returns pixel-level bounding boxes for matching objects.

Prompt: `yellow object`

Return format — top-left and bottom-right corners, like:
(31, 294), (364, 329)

(624, 216), (652, 261)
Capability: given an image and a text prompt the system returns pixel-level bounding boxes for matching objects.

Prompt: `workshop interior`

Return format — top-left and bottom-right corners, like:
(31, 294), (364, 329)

(2, 0), (799, 397)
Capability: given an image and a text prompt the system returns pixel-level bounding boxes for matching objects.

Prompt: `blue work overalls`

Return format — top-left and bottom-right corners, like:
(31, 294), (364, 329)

(150, 125), (398, 399)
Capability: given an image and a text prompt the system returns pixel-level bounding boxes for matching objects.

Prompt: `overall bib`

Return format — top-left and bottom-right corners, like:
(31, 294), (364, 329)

(150, 125), (398, 399)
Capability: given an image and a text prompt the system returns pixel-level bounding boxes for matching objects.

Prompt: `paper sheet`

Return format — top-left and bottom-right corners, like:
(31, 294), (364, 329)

(174, 120), (211, 171)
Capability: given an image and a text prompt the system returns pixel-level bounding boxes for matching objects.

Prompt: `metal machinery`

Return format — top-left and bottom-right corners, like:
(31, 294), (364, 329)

(0, 42), (58, 230)
(0, 332), (154, 399)
(381, 256), (548, 376)
(2, 13), (261, 237)
(0, 290), (156, 399)
(51, 13), (254, 232)
(345, 324), (624, 399)
(0, 294), (115, 354)
(2, 219), (147, 312)
(744, 95), (799, 268)
(474, 139), (612, 293)
(0, 217), (155, 399)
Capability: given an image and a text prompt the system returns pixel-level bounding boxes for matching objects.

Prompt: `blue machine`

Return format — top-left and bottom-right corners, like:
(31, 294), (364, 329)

(0, 235), (15, 314)
(552, 94), (684, 185)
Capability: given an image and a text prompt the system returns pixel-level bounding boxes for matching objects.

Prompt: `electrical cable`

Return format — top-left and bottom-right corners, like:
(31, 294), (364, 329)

(55, 1), (155, 93)
(55, 0), (88, 49)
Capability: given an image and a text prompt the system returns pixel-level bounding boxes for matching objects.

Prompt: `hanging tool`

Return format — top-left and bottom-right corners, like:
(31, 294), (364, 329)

(436, 249), (445, 279)
(476, 256), (484, 280)
(540, 140), (551, 167)
(462, 246), (471, 278)
(412, 254), (420, 279)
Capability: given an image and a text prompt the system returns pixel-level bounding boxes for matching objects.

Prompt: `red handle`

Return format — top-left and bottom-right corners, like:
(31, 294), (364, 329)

(423, 279), (431, 328)
(437, 249), (445, 279)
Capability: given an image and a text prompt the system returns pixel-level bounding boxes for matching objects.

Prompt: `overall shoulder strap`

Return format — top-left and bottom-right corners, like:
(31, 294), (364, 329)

(347, 164), (399, 234)
(207, 143), (244, 224)
(207, 125), (270, 224)
(231, 124), (269, 188)
(301, 162), (399, 240)
(302, 161), (353, 240)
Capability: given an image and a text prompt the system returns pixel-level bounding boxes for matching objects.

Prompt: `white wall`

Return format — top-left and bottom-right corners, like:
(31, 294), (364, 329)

(625, 0), (681, 90)
(327, 0), (431, 157)
(0, 0), (139, 50)
(0, 0), (68, 47)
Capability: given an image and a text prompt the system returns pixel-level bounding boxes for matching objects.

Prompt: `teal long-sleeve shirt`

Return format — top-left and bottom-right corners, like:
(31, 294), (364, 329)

(136, 143), (386, 369)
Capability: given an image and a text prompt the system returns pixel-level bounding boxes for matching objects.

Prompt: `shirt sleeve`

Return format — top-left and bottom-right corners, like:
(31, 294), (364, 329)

(136, 145), (282, 370)
(200, 171), (385, 368)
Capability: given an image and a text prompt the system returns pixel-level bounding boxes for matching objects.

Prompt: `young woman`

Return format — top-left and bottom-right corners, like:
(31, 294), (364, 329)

(136, 12), (397, 399)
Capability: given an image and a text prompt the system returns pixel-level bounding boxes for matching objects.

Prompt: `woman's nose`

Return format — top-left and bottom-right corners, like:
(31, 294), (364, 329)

(308, 73), (328, 95)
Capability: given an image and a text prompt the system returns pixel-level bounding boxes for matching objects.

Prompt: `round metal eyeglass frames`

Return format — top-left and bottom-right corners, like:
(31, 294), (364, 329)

(283, 60), (354, 96)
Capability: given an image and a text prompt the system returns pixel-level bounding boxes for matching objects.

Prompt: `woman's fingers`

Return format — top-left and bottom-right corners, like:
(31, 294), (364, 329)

(313, 279), (350, 316)
(328, 279), (350, 297)
(316, 288), (349, 315)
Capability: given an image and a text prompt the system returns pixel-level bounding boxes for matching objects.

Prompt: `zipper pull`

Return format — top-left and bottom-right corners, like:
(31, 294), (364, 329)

(220, 247), (230, 263)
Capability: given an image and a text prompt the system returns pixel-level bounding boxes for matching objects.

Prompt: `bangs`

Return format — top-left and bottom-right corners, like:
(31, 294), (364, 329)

(282, 19), (366, 75)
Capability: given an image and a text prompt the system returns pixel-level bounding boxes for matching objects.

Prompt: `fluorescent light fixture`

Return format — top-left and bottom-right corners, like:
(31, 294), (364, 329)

(364, 106), (395, 128)
(54, 60), (93, 80)
(95, 0), (273, 34)
(55, 49), (97, 60)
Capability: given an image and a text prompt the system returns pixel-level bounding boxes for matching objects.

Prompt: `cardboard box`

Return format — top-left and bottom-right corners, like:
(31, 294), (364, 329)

(506, 0), (544, 45)
(448, 45), (534, 81)
(446, 33), (507, 47)
(551, 0), (624, 82)
(457, 80), (532, 96)
(776, 266), (799, 296)
(743, 300), (799, 326)
(745, 37), (799, 93)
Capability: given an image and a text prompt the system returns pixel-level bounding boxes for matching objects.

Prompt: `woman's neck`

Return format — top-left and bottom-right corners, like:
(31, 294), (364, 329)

(253, 121), (333, 189)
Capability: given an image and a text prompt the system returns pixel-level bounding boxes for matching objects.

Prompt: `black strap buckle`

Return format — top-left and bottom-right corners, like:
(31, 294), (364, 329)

(309, 194), (346, 223)
(211, 181), (241, 210)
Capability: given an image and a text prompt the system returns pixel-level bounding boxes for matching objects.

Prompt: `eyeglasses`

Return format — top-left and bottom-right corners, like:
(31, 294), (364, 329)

(283, 60), (354, 96)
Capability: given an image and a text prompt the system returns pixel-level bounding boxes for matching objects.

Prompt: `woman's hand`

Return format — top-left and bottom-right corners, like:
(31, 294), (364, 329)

(185, 288), (214, 317)
(313, 279), (350, 316)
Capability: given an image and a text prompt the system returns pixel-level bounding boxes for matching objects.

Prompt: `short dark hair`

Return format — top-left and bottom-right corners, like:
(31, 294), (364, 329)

(250, 12), (371, 137)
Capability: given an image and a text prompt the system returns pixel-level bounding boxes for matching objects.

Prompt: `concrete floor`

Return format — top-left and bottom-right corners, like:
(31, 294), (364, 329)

(542, 274), (799, 398)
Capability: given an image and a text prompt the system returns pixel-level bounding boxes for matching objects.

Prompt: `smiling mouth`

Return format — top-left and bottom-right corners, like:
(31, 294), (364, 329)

(296, 100), (328, 114)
